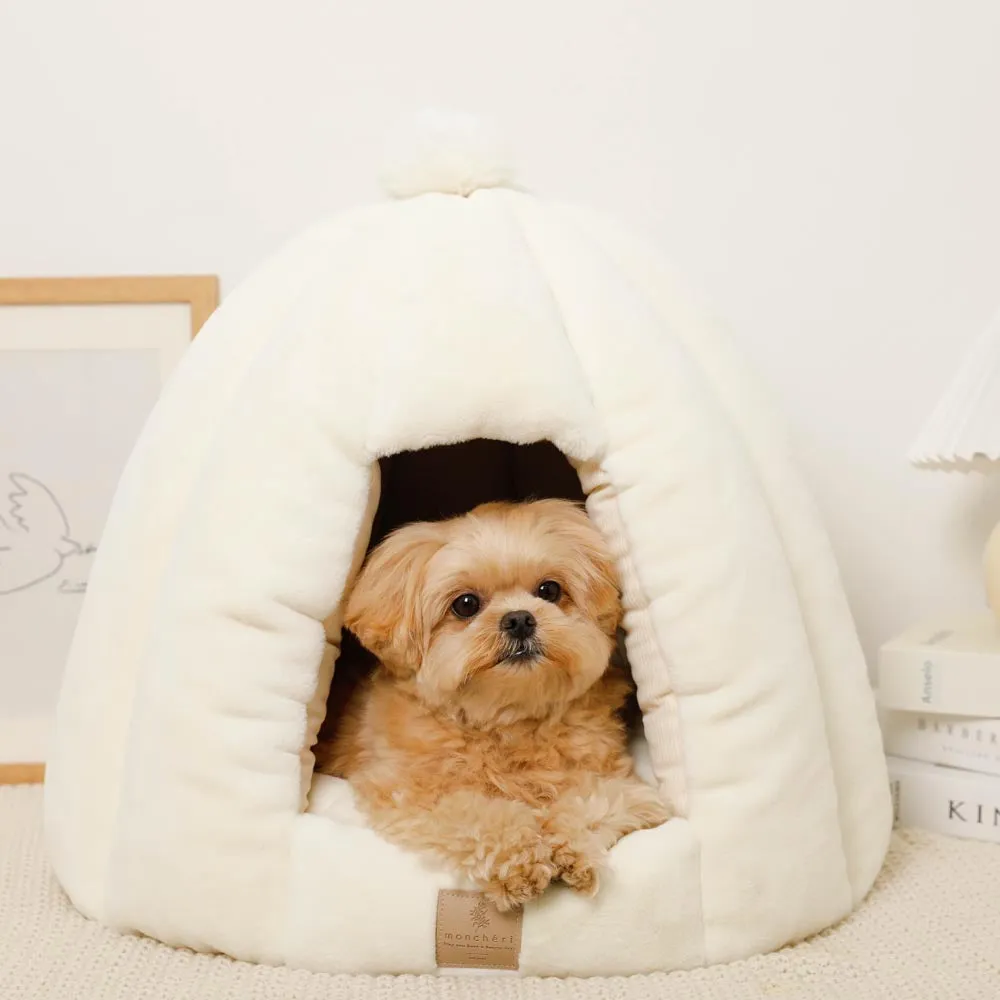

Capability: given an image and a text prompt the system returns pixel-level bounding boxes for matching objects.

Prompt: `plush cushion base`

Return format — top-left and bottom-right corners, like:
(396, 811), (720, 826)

(300, 737), (686, 976)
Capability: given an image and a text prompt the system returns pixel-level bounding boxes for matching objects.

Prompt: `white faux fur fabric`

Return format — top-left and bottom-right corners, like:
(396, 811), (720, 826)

(42, 114), (891, 976)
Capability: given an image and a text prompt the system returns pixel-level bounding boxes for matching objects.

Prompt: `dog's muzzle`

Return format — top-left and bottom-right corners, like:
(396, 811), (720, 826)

(500, 635), (543, 665)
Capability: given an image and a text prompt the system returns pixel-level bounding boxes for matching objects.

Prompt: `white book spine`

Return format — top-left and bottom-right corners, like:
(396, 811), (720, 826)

(877, 645), (1000, 715)
(887, 755), (1000, 843)
(881, 711), (1000, 777)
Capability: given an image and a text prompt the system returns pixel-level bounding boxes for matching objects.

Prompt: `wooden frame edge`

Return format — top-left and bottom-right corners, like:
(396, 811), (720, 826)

(0, 763), (45, 785)
(0, 275), (218, 784)
(0, 275), (220, 336)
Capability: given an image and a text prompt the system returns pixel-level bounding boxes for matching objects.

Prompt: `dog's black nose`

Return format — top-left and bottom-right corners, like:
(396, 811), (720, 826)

(500, 610), (536, 640)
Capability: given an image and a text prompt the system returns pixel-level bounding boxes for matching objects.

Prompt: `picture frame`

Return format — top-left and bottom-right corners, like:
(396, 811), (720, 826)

(0, 275), (219, 783)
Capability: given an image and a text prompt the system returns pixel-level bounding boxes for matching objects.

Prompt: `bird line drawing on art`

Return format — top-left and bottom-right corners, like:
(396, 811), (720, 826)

(0, 473), (96, 596)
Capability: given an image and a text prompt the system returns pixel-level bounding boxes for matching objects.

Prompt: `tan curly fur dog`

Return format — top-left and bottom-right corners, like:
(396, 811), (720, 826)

(314, 499), (669, 910)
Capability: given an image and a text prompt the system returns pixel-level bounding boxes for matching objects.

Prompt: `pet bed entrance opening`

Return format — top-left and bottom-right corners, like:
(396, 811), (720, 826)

(314, 438), (642, 764)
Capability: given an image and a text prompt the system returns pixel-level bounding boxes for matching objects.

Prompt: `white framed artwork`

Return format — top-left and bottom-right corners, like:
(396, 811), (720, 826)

(0, 277), (218, 781)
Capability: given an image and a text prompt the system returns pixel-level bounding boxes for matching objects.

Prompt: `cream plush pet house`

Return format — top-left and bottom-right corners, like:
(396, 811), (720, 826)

(43, 111), (891, 977)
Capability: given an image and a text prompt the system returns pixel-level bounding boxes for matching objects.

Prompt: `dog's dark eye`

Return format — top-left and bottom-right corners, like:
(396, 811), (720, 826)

(536, 580), (562, 603)
(451, 593), (481, 619)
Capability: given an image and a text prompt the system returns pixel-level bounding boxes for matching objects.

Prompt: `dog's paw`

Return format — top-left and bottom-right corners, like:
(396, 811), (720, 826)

(484, 842), (555, 911)
(624, 785), (672, 831)
(552, 842), (600, 896)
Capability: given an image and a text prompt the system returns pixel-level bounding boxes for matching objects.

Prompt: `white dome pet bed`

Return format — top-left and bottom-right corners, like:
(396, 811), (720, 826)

(43, 111), (891, 978)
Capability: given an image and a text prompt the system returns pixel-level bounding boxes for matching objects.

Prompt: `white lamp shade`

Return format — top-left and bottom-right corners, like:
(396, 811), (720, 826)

(910, 307), (1000, 472)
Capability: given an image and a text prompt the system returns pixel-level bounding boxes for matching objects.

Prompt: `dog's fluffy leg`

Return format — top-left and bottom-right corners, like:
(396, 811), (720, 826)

(542, 775), (670, 895)
(370, 790), (555, 911)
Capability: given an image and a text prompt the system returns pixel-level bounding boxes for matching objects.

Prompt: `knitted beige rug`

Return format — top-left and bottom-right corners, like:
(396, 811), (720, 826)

(3, 785), (999, 999)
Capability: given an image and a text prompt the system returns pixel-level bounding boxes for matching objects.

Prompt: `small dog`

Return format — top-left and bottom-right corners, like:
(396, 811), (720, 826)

(315, 499), (668, 909)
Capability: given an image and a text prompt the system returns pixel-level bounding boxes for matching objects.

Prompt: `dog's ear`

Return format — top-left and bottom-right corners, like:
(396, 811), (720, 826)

(344, 521), (446, 675)
(575, 527), (622, 635)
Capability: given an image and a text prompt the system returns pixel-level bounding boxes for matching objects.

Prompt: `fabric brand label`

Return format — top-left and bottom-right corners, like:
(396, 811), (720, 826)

(435, 890), (522, 971)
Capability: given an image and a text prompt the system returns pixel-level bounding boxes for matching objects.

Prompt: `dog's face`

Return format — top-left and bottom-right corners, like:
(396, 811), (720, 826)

(345, 499), (621, 724)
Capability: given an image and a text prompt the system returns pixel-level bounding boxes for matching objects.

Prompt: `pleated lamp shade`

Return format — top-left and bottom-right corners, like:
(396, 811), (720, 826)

(910, 305), (1000, 619)
(910, 308), (1000, 472)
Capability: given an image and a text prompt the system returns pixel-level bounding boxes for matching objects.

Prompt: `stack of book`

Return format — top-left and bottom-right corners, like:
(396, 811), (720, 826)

(878, 614), (1000, 843)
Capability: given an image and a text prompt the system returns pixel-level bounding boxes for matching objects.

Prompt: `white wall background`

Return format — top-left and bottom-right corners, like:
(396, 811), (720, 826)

(2, 1), (999, 666)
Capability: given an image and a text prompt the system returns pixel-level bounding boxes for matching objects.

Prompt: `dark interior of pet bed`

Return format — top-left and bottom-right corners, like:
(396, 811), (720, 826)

(317, 438), (639, 749)
(369, 438), (586, 546)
